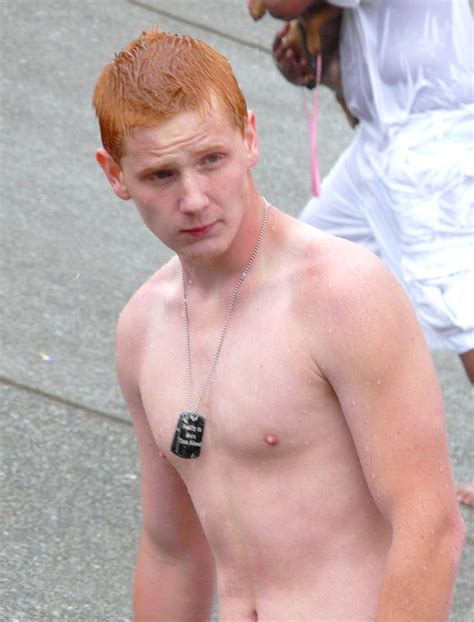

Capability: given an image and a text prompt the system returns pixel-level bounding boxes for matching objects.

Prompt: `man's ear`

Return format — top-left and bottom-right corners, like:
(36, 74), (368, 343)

(96, 148), (131, 201)
(244, 110), (259, 168)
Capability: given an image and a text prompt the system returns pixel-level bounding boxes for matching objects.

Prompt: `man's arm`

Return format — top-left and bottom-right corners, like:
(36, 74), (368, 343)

(264, 0), (360, 20)
(264, 0), (359, 125)
(131, 411), (216, 622)
(116, 299), (216, 622)
(264, 0), (323, 20)
(316, 244), (465, 620)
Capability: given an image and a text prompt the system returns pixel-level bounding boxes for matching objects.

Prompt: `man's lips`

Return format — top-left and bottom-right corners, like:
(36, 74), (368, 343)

(181, 222), (216, 238)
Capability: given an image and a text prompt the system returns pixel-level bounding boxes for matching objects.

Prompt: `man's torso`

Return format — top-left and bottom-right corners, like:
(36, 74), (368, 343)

(130, 213), (391, 619)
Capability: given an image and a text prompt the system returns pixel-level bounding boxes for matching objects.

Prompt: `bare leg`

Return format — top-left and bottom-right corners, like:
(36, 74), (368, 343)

(455, 349), (473, 506)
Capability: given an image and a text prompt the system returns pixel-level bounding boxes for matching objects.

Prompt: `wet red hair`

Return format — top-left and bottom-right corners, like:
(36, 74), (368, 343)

(92, 29), (248, 162)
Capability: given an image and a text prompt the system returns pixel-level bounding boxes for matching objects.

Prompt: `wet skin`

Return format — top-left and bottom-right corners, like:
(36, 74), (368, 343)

(131, 225), (393, 620)
(99, 103), (462, 620)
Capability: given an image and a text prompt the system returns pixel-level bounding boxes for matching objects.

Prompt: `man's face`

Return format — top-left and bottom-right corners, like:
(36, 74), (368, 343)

(98, 102), (259, 261)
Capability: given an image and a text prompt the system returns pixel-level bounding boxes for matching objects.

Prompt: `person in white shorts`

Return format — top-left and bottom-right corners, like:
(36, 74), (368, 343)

(266, 0), (474, 505)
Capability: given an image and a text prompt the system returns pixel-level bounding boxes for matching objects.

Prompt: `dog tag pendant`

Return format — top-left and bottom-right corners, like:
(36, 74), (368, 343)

(171, 411), (205, 459)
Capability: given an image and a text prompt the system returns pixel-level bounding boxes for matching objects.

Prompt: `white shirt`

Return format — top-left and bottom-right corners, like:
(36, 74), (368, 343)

(329, 0), (474, 127)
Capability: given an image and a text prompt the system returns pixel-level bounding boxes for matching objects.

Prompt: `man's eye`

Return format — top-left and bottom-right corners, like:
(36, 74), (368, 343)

(204, 153), (222, 165)
(153, 170), (173, 180)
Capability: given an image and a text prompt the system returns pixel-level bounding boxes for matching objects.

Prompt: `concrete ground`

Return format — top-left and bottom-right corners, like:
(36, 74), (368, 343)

(1, 1), (472, 620)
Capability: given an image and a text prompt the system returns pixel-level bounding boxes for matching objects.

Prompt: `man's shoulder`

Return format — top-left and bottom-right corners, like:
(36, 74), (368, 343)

(317, 231), (388, 294)
(115, 257), (179, 397)
(291, 221), (420, 375)
(288, 219), (403, 329)
(117, 257), (179, 346)
(289, 218), (386, 296)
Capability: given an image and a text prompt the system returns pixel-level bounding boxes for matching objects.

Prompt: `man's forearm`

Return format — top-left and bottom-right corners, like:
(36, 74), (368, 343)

(375, 517), (465, 621)
(133, 534), (216, 622)
(265, 0), (325, 20)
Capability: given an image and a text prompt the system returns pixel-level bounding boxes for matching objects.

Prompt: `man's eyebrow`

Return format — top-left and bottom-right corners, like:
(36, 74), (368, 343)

(194, 142), (228, 155)
(138, 159), (174, 174)
(137, 143), (228, 174)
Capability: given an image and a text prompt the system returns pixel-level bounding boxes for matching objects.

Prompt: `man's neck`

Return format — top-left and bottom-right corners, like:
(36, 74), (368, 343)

(178, 195), (268, 295)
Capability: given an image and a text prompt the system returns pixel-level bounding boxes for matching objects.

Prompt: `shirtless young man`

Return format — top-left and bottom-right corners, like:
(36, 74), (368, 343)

(93, 29), (464, 621)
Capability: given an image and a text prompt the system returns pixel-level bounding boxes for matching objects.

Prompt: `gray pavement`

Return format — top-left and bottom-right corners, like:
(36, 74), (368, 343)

(1, 1), (472, 620)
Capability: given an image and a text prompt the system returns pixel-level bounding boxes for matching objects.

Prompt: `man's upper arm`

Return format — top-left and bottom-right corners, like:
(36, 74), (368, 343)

(116, 298), (208, 559)
(264, 0), (360, 19)
(318, 248), (456, 524)
(264, 0), (320, 20)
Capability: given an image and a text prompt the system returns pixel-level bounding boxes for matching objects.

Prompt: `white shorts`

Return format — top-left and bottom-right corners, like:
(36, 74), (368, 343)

(300, 108), (474, 353)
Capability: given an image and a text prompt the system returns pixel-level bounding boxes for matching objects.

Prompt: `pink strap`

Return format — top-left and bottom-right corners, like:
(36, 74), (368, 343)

(304, 53), (322, 197)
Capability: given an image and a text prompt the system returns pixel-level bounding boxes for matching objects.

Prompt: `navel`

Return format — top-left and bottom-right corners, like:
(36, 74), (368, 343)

(264, 433), (279, 446)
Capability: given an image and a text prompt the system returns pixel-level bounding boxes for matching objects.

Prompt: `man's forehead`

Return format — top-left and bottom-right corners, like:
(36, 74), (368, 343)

(122, 103), (241, 159)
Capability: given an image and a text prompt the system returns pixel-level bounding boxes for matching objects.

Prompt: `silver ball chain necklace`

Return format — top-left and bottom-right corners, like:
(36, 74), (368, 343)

(171, 198), (270, 459)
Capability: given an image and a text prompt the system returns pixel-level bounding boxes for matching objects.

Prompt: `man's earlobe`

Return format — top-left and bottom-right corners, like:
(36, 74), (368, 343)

(96, 148), (131, 201)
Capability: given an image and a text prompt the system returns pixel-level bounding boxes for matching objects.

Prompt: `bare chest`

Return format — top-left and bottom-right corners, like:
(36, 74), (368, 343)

(138, 293), (344, 464)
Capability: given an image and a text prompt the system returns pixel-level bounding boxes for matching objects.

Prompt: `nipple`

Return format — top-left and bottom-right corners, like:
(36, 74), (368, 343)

(159, 451), (167, 460)
(264, 434), (279, 447)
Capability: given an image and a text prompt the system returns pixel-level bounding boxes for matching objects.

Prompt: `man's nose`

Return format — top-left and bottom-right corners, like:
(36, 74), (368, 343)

(178, 173), (209, 214)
